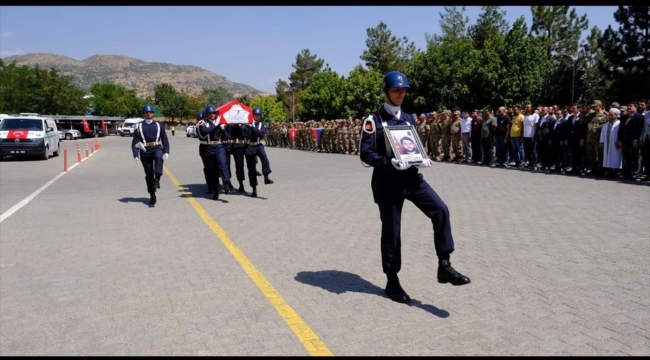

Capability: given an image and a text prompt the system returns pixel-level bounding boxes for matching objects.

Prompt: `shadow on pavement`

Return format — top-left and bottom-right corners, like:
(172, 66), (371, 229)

(178, 183), (267, 201)
(295, 270), (449, 318)
(117, 197), (151, 206)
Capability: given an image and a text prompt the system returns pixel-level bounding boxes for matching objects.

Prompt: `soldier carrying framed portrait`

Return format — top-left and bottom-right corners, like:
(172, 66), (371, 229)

(383, 124), (429, 166)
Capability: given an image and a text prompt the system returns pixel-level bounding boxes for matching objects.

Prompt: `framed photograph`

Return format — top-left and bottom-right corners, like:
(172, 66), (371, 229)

(383, 125), (428, 166)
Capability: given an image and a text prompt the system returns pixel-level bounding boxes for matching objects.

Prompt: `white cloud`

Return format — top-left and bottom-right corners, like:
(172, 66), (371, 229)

(1, 31), (13, 39)
(0, 49), (26, 58)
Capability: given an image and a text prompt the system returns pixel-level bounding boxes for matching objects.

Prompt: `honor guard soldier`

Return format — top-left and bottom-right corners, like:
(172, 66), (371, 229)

(196, 105), (232, 200)
(226, 122), (248, 192)
(132, 104), (170, 206)
(359, 71), (471, 305)
(196, 111), (212, 193)
(244, 107), (274, 197)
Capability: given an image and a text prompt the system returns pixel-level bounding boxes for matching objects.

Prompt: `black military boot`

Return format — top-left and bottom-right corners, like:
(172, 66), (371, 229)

(264, 175), (274, 184)
(155, 175), (161, 189)
(256, 170), (262, 176)
(149, 193), (157, 206)
(238, 182), (245, 193)
(437, 259), (471, 286)
(224, 182), (231, 195)
(251, 187), (257, 198)
(385, 274), (410, 304)
(211, 191), (219, 200)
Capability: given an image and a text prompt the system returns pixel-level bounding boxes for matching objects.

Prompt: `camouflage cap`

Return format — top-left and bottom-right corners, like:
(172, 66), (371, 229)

(591, 100), (602, 107)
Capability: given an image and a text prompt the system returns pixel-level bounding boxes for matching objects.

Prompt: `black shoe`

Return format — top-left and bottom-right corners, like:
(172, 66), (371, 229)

(251, 188), (257, 197)
(149, 194), (157, 205)
(256, 171), (262, 176)
(438, 259), (471, 286)
(264, 176), (274, 185)
(385, 275), (410, 304)
(211, 192), (219, 200)
(155, 177), (161, 189)
(238, 185), (245, 193)
(227, 182), (234, 190)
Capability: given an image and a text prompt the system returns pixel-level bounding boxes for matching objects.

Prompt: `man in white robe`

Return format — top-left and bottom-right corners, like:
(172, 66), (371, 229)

(600, 108), (622, 176)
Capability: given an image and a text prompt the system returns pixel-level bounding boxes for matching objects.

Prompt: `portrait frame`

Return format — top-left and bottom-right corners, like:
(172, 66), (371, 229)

(383, 124), (428, 166)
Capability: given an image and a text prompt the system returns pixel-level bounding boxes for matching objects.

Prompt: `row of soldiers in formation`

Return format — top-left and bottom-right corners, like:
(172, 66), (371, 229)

(254, 101), (650, 181)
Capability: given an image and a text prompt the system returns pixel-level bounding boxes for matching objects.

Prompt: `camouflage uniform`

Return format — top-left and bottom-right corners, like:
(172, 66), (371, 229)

(586, 102), (609, 174)
(428, 115), (442, 160)
(416, 116), (428, 155)
(451, 114), (462, 160)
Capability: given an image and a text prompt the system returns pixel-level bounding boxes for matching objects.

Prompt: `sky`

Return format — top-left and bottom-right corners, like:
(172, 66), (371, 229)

(0, 6), (620, 94)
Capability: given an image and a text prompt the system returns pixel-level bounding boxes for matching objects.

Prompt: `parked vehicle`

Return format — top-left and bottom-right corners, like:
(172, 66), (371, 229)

(186, 125), (196, 138)
(95, 128), (106, 137)
(58, 128), (83, 140)
(118, 118), (144, 136)
(0, 116), (60, 160)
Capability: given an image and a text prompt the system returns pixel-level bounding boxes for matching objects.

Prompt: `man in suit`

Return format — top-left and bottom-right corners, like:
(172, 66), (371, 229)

(537, 106), (556, 172)
(552, 109), (568, 173)
(132, 104), (170, 205)
(565, 104), (587, 176)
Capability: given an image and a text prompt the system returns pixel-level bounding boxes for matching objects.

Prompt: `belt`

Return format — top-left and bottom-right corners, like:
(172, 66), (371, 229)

(208, 141), (222, 145)
(233, 140), (246, 144)
(248, 141), (260, 146)
(223, 140), (233, 144)
(199, 140), (208, 145)
(145, 142), (158, 146)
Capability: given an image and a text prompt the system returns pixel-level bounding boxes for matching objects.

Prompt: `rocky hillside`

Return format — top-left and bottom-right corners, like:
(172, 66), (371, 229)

(2, 53), (266, 97)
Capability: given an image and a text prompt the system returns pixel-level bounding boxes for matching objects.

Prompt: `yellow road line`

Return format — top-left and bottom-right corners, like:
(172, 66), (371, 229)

(164, 168), (334, 356)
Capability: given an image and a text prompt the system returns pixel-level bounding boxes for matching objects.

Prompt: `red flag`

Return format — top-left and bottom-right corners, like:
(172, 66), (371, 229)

(101, 120), (107, 131)
(82, 120), (90, 133)
(7, 130), (29, 139)
(311, 128), (319, 142)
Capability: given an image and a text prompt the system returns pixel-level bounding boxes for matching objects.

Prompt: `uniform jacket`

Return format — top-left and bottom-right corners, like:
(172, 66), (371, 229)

(131, 120), (170, 158)
(360, 106), (424, 204)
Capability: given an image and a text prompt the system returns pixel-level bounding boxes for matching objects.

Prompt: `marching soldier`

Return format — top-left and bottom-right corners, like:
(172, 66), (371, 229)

(227, 122), (249, 192)
(245, 108), (274, 198)
(196, 105), (231, 200)
(359, 71), (470, 305)
(131, 104), (170, 206)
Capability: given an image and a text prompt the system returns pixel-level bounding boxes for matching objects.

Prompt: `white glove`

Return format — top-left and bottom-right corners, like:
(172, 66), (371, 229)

(135, 143), (146, 151)
(134, 157), (139, 163)
(391, 158), (409, 170)
(417, 158), (433, 168)
(163, 153), (169, 160)
(220, 124), (226, 130)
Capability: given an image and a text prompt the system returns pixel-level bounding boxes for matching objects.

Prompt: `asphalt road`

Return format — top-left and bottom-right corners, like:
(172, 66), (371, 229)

(1, 132), (648, 356)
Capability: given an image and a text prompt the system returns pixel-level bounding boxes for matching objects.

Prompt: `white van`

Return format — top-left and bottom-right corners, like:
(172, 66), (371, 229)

(0, 116), (61, 160)
(118, 117), (144, 137)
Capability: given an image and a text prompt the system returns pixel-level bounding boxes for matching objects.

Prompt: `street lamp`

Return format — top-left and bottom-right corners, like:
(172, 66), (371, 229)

(558, 53), (577, 104)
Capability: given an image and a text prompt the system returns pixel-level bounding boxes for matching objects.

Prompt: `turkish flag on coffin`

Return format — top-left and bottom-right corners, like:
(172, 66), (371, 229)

(215, 100), (254, 125)
(7, 130), (29, 139)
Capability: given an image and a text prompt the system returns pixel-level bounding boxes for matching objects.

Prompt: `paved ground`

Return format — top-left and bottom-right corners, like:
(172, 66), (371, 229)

(1, 132), (648, 356)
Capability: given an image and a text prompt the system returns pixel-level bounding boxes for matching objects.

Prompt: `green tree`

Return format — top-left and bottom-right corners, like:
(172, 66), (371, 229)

(154, 83), (189, 122)
(360, 21), (418, 75)
(426, 6), (470, 44)
(493, 17), (552, 106)
(289, 49), (325, 91)
(297, 70), (347, 121)
(202, 86), (233, 108)
(249, 95), (287, 122)
(598, 5), (650, 101)
(342, 65), (384, 119)
(531, 6), (589, 59)
(468, 6), (510, 50)
(236, 93), (253, 105)
(90, 82), (141, 116)
(580, 26), (611, 103)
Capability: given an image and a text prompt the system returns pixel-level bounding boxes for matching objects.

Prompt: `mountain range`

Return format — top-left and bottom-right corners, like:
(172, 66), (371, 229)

(2, 53), (267, 98)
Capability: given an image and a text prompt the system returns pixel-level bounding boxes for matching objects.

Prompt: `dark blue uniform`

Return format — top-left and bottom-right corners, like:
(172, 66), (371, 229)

(226, 124), (248, 189)
(360, 106), (455, 276)
(131, 120), (170, 195)
(245, 121), (272, 188)
(196, 121), (231, 196)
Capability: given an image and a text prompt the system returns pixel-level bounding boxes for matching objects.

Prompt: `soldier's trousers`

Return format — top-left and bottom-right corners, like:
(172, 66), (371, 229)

(140, 148), (164, 194)
(203, 146), (230, 192)
(226, 144), (246, 184)
(199, 144), (210, 190)
(441, 136), (451, 159)
(428, 135), (440, 158)
(586, 138), (602, 173)
(377, 180), (455, 276)
(452, 136), (461, 159)
(245, 145), (271, 188)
